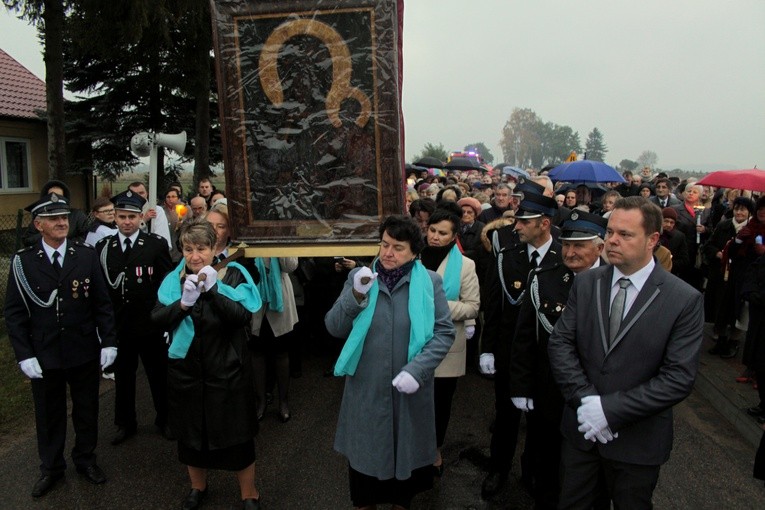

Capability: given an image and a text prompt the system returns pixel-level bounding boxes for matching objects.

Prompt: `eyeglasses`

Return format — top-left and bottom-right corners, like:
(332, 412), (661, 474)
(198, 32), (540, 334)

(96, 208), (115, 214)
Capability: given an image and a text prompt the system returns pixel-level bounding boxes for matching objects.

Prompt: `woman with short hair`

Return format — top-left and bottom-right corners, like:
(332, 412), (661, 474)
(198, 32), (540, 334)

(152, 219), (263, 510)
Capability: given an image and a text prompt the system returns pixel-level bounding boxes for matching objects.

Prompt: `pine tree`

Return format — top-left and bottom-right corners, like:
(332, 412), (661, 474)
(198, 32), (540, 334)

(585, 127), (608, 162)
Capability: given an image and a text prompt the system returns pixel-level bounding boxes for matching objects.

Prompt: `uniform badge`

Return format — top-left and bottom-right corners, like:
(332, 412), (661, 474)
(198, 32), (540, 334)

(72, 279), (79, 299)
(563, 273), (570, 283)
(126, 190), (133, 198)
(570, 211), (579, 221)
(136, 267), (143, 283)
(555, 305), (562, 312)
(513, 281), (522, 289)
(51, 193), (60, 202)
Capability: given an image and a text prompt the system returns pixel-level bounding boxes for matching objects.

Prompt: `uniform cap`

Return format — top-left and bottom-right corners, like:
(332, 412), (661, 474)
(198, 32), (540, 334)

(560, 210), (608, 240)
(112, 190), (147, 213)
(25, 192), (71, 218)
(515, 192), (558, 219)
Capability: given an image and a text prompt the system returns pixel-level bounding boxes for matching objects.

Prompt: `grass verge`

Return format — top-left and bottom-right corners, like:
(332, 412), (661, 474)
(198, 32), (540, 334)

(0, 336), (34, 439)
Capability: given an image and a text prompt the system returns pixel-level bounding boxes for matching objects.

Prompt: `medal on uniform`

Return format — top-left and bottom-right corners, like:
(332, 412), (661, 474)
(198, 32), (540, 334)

(84, 278), (90, 298)
(136, 266), (143, 283)
(147, 266), (154, 277)
(72, 279), (79, 299)
(513, 281), (522, 289)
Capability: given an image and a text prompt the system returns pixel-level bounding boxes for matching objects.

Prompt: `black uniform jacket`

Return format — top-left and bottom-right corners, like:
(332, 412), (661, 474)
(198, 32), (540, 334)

(5, 240), (116, 369)
(97, 232), (172, 333)
(150, 265), (257, 451)
(510, 261), (573, 423)
(482, 239), (562, 373)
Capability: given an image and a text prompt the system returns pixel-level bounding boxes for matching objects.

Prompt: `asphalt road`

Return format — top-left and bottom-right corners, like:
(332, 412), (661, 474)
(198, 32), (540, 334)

(1, 353), (763, 509)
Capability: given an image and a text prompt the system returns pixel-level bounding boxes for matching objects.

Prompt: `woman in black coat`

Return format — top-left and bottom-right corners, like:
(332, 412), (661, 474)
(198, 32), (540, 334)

(152, 219), (263, 510)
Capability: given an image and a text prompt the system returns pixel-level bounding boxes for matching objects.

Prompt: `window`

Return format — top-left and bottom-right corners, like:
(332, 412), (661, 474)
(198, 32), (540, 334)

(0, 137), (32, 191)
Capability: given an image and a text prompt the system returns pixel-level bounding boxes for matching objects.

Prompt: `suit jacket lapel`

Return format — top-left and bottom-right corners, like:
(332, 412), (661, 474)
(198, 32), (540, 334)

(59, 245), (78, 281)
(597, 267), (613, 354)
(607, 264), (664, 353)
(34, 244), (60, 282)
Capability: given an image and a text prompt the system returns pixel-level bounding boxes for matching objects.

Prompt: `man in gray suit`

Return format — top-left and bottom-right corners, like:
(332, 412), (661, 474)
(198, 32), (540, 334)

(548, 196), (704, 509)
(648, 178), (680, 209)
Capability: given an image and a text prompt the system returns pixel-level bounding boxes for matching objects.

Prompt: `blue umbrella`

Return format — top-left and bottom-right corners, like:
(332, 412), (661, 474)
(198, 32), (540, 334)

(548, 160), (625, 183)
(497, 164), (530, 180)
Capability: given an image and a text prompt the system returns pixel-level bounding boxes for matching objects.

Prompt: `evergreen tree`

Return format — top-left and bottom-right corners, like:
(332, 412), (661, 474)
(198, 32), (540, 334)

(584, 127), (607, 162)
(63, 0), (219, 191)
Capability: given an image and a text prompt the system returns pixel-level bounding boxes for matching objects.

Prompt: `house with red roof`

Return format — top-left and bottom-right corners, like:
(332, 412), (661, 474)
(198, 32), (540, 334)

(0, 48), (86, 218)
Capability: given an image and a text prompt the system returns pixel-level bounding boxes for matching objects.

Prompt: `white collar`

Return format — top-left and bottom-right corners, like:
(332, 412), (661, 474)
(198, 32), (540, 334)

(42, 239), (67, 264)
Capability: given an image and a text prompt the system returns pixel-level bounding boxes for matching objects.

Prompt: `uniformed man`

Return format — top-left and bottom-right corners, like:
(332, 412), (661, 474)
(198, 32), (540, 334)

(5, 193), (117, 498)
(509, 210), (608, 509)
(96, 190), (173, 445)
(479, 191), (561, 499)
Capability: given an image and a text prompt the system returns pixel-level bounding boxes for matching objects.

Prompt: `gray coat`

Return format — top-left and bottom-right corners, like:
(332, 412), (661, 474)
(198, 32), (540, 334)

(326, 266), (456, 480)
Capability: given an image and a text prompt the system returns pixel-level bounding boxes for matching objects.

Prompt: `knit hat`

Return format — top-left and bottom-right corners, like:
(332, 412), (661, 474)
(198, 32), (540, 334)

(457, 197), (482, 216)
(662, 207), (678, 221)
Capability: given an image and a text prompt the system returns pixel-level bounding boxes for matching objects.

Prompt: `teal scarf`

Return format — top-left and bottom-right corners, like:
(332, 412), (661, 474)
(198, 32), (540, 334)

(158, 261), (262, 359)
(334, 260), (435, 376)
(255, 257), (283, 312)
(441, 243), (463, 301)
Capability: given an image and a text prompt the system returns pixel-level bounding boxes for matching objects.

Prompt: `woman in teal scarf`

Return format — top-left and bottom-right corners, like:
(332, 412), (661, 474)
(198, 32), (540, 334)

(420, 207), (480, 476)
(326, 215), (456, 510)
(151, 219), (263, 510)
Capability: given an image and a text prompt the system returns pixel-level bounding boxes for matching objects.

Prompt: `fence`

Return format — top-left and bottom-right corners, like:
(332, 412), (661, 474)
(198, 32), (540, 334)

(0, 211), (32, 321)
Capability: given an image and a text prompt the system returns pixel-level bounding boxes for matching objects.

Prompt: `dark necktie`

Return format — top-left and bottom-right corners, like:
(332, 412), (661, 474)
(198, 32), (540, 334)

(609, 278), (631, 345)
(661, 199), (667, 208)
(124, 238), (132, 257)
(52, 251), (62, 274)
(530, 250), (539, 268)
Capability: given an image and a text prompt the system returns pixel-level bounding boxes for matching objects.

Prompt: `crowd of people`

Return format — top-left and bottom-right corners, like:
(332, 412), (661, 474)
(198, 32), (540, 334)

(5, 164), (765, 509)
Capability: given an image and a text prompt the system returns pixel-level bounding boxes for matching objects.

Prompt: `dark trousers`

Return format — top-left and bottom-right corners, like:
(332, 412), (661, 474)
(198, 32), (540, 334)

(434, 376), (458, 447)
(558, 438), (660, 510)
(31, 360), (100, 475)
(114, 330), (168, 428)
(489, 371), (525, 474)
(525, 409), (563, 509)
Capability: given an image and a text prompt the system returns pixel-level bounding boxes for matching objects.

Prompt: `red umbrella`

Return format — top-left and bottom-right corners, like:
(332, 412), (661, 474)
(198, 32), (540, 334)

(696, 168), (765, 192)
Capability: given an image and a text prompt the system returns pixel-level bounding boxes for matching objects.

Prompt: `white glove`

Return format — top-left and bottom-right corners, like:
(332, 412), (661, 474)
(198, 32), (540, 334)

(197, 265), (218, 292)
(181, 275), (203, 307)
(592, 427), (618, 444)
(465, 325), (475, 340)
(511, 397), (534, 412)
(19, 357), (43, 379)
(479, 353), (496, 375)
(392, 371), (420, 394)
(353, 266), (378, 294)
(100, 347), (118, 370)
(577, 395), (612, 442)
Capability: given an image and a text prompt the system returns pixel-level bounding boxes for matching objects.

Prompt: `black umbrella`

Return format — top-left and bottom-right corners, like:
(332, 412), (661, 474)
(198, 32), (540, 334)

(413, 156), (445, 169)
(444, 157), (484, 171)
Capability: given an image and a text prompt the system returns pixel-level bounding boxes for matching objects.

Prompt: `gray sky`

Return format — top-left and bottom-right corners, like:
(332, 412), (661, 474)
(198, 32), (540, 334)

(3, 1), (764, 171)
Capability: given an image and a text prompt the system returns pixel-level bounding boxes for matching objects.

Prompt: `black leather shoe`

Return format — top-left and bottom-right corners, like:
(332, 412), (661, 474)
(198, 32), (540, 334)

(31, 473), (63, 498)
(76, 464), (107, 484)
(481, 471), (508, 499)
(111, 426), (137, 445)
(182, 488), (207, 510)
(242, 498), (261, 510)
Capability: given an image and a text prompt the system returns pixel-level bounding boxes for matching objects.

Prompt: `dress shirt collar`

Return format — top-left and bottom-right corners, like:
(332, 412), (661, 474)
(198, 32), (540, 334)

(42, 239), (68, 265)
(117, 231), (140, 250)
(528, 235), (553, 263)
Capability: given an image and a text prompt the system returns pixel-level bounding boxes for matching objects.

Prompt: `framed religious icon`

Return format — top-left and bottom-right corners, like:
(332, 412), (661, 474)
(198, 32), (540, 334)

(210, 0), (404, 256)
